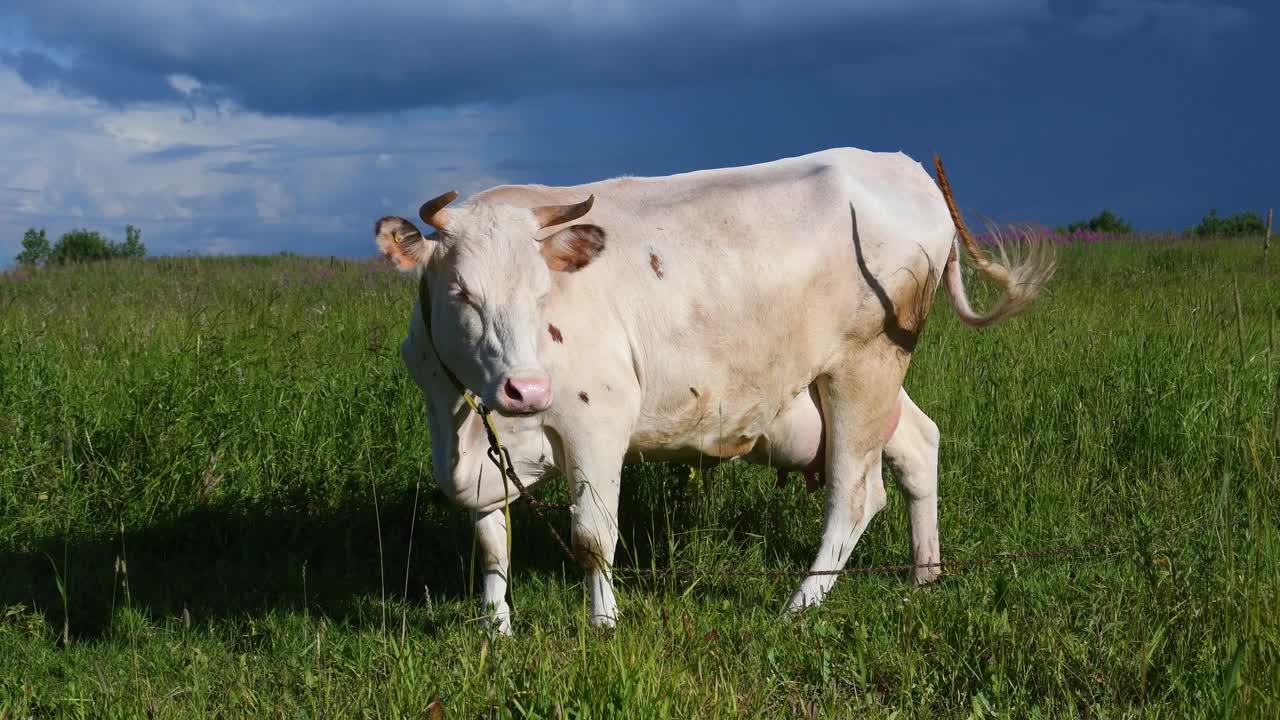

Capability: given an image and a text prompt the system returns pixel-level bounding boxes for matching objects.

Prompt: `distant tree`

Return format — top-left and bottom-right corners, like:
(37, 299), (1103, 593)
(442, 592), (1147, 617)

(1188, 209), (1265, 239)
(1065, 209), (1133, 235)
(15, 228), (51, 266)
(118, 224), (147, 258)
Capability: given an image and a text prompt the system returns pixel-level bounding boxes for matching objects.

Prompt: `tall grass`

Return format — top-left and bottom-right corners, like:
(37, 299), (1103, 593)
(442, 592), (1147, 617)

(0, 240), (1277, 717)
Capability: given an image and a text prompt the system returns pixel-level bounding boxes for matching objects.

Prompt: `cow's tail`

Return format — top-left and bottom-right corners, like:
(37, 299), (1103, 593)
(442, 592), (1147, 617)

(933, 154), (1057, 328)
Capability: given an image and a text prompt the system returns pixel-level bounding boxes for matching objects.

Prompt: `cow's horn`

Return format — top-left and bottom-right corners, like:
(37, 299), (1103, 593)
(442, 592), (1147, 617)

(533, 194), (594, 230)
(419, 190), (459, 229)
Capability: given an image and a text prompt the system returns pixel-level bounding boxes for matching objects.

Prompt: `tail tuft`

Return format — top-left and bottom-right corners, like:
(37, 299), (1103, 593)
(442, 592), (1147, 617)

(934, 154), (1058, 327)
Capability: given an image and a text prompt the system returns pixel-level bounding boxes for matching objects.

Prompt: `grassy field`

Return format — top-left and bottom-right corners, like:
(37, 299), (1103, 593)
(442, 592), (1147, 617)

(1, 239), (1278, 718)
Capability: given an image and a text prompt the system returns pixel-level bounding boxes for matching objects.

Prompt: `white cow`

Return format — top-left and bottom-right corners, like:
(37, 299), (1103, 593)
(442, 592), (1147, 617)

(375, 148), (1055, 634)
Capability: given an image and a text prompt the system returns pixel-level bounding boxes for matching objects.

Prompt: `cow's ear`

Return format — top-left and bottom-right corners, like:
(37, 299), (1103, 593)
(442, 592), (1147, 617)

(375, 216), (438, 271)
(539, 224), (606, 273)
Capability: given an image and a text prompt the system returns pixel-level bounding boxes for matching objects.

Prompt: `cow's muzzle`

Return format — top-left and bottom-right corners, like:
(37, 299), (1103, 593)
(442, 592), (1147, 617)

(496, 372), (552, 415)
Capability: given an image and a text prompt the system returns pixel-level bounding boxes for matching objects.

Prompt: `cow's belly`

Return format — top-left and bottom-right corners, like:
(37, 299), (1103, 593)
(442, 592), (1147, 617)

(627, 372), (826, 466)
(623, 380), (905, 479)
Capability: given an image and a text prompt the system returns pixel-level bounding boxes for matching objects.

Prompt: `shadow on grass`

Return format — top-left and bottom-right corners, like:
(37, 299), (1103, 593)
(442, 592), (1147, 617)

(1, 460), (842, 642)
(3, 489), (471, 641)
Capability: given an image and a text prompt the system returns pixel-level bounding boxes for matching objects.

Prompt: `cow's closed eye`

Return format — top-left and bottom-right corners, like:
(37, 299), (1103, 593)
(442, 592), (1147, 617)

(448, 282), (471, 302)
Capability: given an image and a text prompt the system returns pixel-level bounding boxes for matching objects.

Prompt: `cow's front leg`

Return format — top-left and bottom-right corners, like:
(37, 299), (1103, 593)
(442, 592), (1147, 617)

(471, 507), (512, 635)
(566, 445), (625, 628)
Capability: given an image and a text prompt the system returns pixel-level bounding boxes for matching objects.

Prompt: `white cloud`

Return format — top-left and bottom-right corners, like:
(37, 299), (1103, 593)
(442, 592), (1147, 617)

(0, 66), (515, 266)
(167, 73), (201, 96)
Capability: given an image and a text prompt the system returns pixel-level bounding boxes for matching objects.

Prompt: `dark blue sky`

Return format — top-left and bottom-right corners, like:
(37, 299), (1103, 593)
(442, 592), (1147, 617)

(0, 1), (1274, 264)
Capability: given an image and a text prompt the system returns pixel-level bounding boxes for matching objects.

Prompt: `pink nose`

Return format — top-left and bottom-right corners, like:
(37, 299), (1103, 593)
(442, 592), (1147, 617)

(499, 375), (552, 414)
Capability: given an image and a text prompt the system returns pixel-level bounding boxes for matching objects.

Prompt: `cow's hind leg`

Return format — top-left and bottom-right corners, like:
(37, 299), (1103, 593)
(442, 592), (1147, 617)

(883, 389), (942, 586)
(472, 507), (513, 635)
(784, 354), (902, 614)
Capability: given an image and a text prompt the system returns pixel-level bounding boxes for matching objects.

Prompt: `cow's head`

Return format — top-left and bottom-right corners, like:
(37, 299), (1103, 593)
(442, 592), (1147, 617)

(375, 191), (605, 415)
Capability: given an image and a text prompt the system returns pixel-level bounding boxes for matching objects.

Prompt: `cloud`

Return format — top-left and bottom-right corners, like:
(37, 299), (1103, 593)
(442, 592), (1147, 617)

(2, 0), (1273, 271)
(0, 0), (1065, 270)
(0, 65), (516, 266)
(1, 0), (1051, 117)
(133, 143), (236, 163)
(167, 73), (201, 96)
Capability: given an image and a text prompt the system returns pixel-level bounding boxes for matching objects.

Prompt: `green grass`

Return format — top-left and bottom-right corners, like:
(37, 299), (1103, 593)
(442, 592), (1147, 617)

(1, 241), (1277, 718)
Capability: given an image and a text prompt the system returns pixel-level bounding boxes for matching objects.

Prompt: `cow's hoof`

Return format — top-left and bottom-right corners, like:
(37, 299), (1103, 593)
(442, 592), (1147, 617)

(479, 619), (513, 636)
(588, 613), (618, 630)
(780, 605), (814, 624)
(483, 620), (513, 637)
(781, 593), (819, 619)
(481, 603), (513, 636)
(912, 565), (943, 587)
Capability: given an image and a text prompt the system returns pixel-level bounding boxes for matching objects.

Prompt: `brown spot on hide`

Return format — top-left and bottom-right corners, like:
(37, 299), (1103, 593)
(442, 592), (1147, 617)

(649, 252), (664, 278)
(689, 387), (699, 397)
(578, 391), (590, 404)
(548, 323), (564, 343)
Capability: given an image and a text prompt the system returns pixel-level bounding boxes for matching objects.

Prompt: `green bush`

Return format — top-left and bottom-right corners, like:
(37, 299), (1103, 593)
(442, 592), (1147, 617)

(14, 224), (146, 267)
(1187, 209), (1265, 239)
(1064, 209), (1133, 235)
(49, 229), (115, 264)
